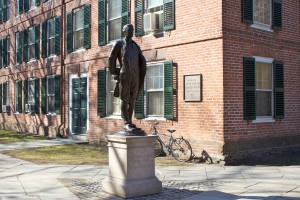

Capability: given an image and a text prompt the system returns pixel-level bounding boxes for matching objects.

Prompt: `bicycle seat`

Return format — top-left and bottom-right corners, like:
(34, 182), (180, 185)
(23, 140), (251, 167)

(167, 129), (176, 133)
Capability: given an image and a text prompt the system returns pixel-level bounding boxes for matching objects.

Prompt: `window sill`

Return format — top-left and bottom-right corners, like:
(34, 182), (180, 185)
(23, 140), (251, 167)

(14, 112), (20, 115)
(72, 48), (86, 53)
(250, 23), (273, 32)
(27, 59), (37, 64)
(46, 113), (57, 117)
(252, 118), (275, 123)
(105, 115), (122, 120)
(144, 116), (166, 121)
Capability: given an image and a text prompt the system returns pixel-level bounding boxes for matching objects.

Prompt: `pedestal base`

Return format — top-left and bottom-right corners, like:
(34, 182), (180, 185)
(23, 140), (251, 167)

(102, 135), (162, 198)
(102, 176), (162, 198)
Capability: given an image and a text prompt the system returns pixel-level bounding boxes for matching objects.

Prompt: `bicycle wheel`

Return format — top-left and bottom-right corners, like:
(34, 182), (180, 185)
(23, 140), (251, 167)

(171, 138), (192, 162)
(154, 139), (163, 157)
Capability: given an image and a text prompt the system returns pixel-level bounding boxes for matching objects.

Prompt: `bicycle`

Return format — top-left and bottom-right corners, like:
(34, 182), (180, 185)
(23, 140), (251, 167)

(150, 121), (193, 162)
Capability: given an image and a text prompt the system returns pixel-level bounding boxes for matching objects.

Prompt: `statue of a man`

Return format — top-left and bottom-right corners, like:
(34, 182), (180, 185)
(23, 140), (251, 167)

(109, 24), (146, 131)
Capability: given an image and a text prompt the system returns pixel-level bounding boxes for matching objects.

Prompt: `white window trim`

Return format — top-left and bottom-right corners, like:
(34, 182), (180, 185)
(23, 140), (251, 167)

(47, 18), (56, 57)
(252, 56), (274, 123)
(144, 61), (165, 120)
(46, 75), (56, 115)
(28, 27), (36, 62)
(107, 0), (122, 42)
(105, 67), (121, 118)
(251, 0), (273, 32)
(73, 8), (85, 51)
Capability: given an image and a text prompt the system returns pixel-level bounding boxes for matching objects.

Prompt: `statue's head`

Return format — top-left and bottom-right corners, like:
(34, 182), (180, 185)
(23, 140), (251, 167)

(123, 24), (134, 39)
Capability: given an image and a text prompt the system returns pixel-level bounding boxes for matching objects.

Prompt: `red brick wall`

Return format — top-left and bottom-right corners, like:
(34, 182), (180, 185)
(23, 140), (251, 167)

(222, 0), (300, 154)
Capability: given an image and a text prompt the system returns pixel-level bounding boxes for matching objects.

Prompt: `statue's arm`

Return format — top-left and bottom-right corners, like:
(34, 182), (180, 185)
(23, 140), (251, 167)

(108, 41), (121, 75)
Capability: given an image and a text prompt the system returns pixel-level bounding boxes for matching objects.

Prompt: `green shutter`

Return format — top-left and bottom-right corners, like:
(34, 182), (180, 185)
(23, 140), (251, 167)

(54, 75), (61, 114)
(272, 0), (282, 30)
(18, 0), (23, 14)
(121, 0), (129, 35)
(6, 36), (10, 66)
(0, 84), (2, 112)
(98, 0), (107, 46)
(243, 57), (256, 120)
(97, 70), (106, 117)
(274, 60), (284, 119)
(55, 16), (60, 55)
(41, 77), (47, 114)
(66, 11), (73, 53)
(2, 0), (7, 22)
(83, 4), (91, 49)
(42, 20), (47, 58)
(34, 79), (40, 114)
(24, 80), (28, 113)
(3, 82), (7, 107)
(0, 0), (3, 23)
(163, 0), (175, 31)
(36, 0), (40, 6)
(24, 0), (29, 12)
(242, 0), (253, 24)
(0, 40), (2, 68)
(164, 60), (174, 120)
(134, 86), (144, 119)
(42, 0), (48, 3)
(2, 37), (7, 67)
(35, 25), (40, 59)
(17, 32), (23, 64)
(16, 81), (22, 113)
(23, 29), (28, 62)
(134, 0), (144, 36)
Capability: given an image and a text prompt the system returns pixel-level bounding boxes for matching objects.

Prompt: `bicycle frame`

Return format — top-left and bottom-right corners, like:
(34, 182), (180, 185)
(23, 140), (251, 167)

(153, 131), (176, 155)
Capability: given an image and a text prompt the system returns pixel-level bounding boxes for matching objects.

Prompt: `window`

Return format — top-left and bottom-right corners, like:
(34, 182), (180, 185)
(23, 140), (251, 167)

(97, 61), (174, 120)
(0, 36), (10, 68)
(16, 31), (22, 65)
(242, 0), (282, 30)
(108, 0), (122, 41)
(0, 0), (10, 22)
(41, 76), (61, 115)
(133, 0), (175, 37)
(66, 5), (91, 53)
(0, 82), (10, 113)
(243, 57), (284, 121)
(28, 27), (36, 60)
(47, 76), (55, 114)
(29, 0), (36, 9)
(28, 80), (35, 108)
(15, 80), (22, 113)
(255, 61), (272, 117)
(42, 17), (60, 58)
(74, 8), (84, 50)
(107, 71), (121, 115)
(98, 0), (129, 46)
(146, 64), (164, 116)
(24, 79), (39, 114)
(48, 19), (56, 55)
(254, 0), (271, 26)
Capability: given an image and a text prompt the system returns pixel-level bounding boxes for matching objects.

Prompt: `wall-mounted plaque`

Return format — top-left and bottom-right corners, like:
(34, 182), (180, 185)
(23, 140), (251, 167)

(184, 74), (202, 102)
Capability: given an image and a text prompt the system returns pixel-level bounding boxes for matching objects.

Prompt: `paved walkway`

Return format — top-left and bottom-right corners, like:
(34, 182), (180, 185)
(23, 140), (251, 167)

(0, 139), (299, 200)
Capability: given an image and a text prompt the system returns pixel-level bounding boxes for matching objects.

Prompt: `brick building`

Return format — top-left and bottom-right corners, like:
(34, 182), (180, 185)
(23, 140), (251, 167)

(0, 0), (299, 162)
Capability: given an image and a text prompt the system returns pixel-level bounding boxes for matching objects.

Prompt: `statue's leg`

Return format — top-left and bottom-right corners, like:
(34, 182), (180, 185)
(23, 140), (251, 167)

(121, 100), (131, 125)
(128, 77), (140, 125)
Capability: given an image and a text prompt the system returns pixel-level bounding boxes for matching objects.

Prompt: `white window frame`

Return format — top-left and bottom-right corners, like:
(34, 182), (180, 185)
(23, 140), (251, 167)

(47, 18), (56, 57)
(29, 0), (37, 11)
(145, 62), (165, 119)
(28, 79), (35, 106)
(251, 0), (273, 32)
(2, 81), (9, 106)
(106, 68), (121, 118)
(15, 32), (20, 65)
(107, 0), (122, 42)
(252, 56), (275, 123)
(73, 7), (85, 51)
(28, 27), (36, 61)
(143, 0), (164, 34)
(47, 75), (56, 115)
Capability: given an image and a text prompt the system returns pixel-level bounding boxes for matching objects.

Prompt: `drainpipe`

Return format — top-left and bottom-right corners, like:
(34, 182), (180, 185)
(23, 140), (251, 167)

(60, 0), (66, 136)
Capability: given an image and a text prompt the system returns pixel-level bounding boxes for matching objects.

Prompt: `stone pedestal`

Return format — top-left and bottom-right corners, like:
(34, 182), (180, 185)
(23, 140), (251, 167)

(102, 135), (162, 198)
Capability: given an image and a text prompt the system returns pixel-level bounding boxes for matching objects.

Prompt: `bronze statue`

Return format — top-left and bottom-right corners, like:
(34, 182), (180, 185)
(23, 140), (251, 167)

(109, 24), (146, 132)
